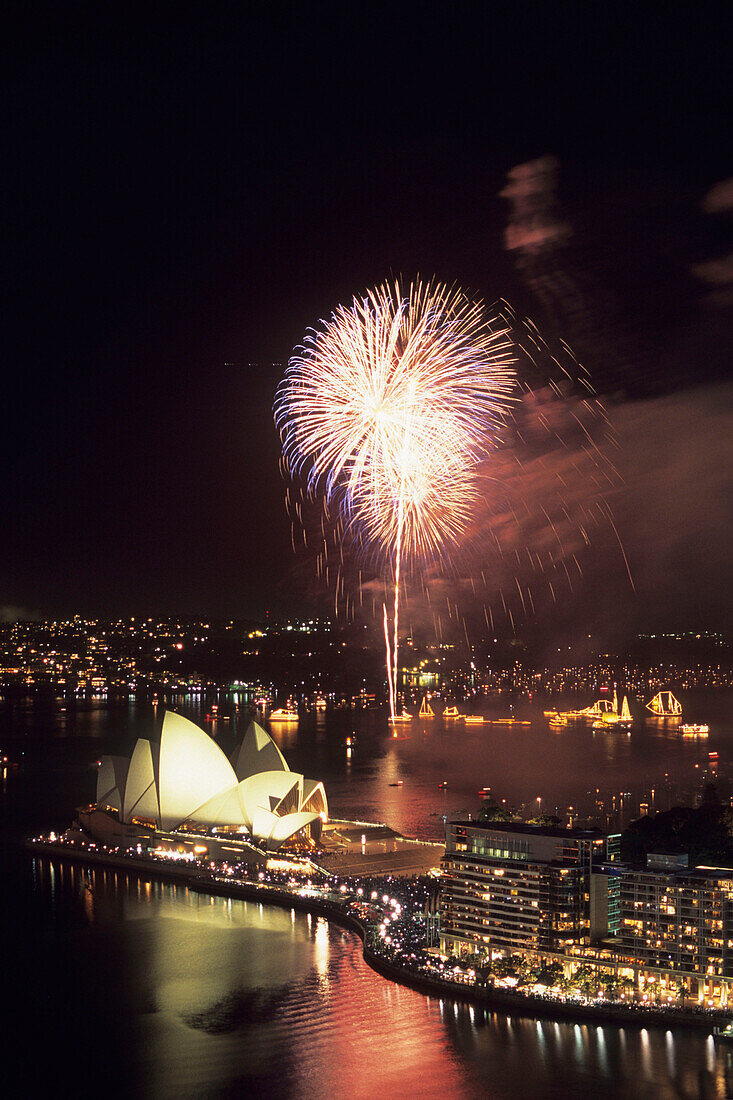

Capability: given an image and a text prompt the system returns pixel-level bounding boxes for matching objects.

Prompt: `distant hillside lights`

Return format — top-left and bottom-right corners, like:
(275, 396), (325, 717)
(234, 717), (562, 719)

(95, 712), (328, 852)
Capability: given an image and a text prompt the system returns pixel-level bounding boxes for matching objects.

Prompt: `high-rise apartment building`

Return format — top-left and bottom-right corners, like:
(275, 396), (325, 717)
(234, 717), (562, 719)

(618, 861), (733, 996)
(440, 820), (618, 957)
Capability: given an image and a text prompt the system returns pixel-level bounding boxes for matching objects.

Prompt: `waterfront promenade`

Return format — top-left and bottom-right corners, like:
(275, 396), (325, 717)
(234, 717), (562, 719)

(26, 836), (733, 1035)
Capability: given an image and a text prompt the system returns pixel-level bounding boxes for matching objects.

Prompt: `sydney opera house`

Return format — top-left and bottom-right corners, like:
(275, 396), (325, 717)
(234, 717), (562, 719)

(83, 711), (328, 856)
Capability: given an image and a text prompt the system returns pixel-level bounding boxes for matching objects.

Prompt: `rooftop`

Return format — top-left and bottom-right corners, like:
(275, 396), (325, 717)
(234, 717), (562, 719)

(449, 820), (605, 841)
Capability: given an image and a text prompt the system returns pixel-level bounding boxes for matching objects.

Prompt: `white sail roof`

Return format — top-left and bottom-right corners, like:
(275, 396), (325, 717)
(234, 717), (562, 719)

(93, 711), (328, 852)
(158, 711), (239, 830)
(250, 806), (281, 841)
(238, 770), (302, 823)
(301, 778), (328, 817)
(123, 738), (160, 825)
(187, 784), (248, 830)
(97, 756), (130, 812)
(231, 721), (289, 780)
(266, 811), (321, 851)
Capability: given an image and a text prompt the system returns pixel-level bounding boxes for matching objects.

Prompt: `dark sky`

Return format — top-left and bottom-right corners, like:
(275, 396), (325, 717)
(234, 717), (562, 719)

(3, 5), (731, 631)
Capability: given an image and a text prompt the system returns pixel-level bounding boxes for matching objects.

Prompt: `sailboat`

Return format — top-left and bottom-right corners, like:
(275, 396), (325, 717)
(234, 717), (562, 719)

(578, 698), (614, 719)
(646, 691), (682, 718)
(419, 696), (435, 718)
(618, 695), (633, 727)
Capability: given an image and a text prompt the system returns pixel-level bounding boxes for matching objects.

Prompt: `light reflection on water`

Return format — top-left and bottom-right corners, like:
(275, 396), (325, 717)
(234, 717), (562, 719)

(4, 694), (733, 1096)
(22, 859), (733, 1099)
(3, 691), (732, 839)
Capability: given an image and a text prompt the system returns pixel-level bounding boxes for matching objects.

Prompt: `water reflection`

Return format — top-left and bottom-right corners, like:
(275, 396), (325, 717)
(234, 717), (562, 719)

(25, 858), (730, 1098)
(3, 693), (731, 839)
(6, 694), (733, 1097)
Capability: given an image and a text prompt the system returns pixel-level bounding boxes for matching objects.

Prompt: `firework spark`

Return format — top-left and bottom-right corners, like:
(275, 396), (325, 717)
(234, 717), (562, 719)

(275, 279), (516, 719)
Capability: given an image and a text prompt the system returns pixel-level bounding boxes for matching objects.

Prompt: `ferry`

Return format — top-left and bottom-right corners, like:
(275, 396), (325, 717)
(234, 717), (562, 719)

(269, 707), (299, 721)
(680, 723), (709, 737)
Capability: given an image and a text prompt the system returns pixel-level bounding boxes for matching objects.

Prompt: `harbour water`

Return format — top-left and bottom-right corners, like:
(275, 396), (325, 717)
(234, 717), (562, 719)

(3, 693), (733, 1097)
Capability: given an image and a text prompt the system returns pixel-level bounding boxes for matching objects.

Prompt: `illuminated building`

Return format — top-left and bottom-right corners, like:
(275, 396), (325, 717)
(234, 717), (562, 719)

(439, 820), (618, 956)
(90, 711), (327, 852)
(618, 857), (733, 1003)
(440, 818), (733, 1006)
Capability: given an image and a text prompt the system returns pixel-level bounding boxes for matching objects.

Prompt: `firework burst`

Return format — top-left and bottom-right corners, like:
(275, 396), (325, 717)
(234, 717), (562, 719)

(275, 279), (516, 719)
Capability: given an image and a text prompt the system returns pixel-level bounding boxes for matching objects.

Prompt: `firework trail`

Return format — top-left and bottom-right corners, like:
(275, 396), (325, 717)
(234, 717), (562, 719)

(275, 279), (516, 719)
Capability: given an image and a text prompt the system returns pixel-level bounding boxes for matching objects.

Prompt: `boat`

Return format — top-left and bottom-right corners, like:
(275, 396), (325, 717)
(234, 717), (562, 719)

(543, 709), (560, 718)
(269, 707), (299, 721)
(443, 705), (463, 719)
(618, 696), (633, 727)
(438, 781), (448, 788)
(680, 723), (709, 737)
(314, 697), (327, 712)
(388, 781), (403, 787)
(714, 1023), (733, 1042)
(419, 697), (435, 718)
(464, 715), (486, 725)
(646, 691), (682, 718)
(597, 689), (621, 724)
(578, 698), (615, 719)
(489, 718), (531, 727)
(549, 714), (567, 728)
(389, 708), (412, 723)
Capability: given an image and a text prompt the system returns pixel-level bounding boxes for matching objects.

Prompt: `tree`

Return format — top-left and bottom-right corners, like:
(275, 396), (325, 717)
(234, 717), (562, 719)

(536, 959), (564, 987)
(479, 799), (516, 823)
(573, 963), (599, 996)
(492, 954), (522, 980)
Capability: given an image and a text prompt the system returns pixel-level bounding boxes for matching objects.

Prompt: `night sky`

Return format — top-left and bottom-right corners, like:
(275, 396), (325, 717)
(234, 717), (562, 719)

(4, 6), (731, 632)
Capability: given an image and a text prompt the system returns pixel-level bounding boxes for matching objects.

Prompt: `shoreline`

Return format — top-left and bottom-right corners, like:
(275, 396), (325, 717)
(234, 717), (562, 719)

(26, 838), (731, 1034)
